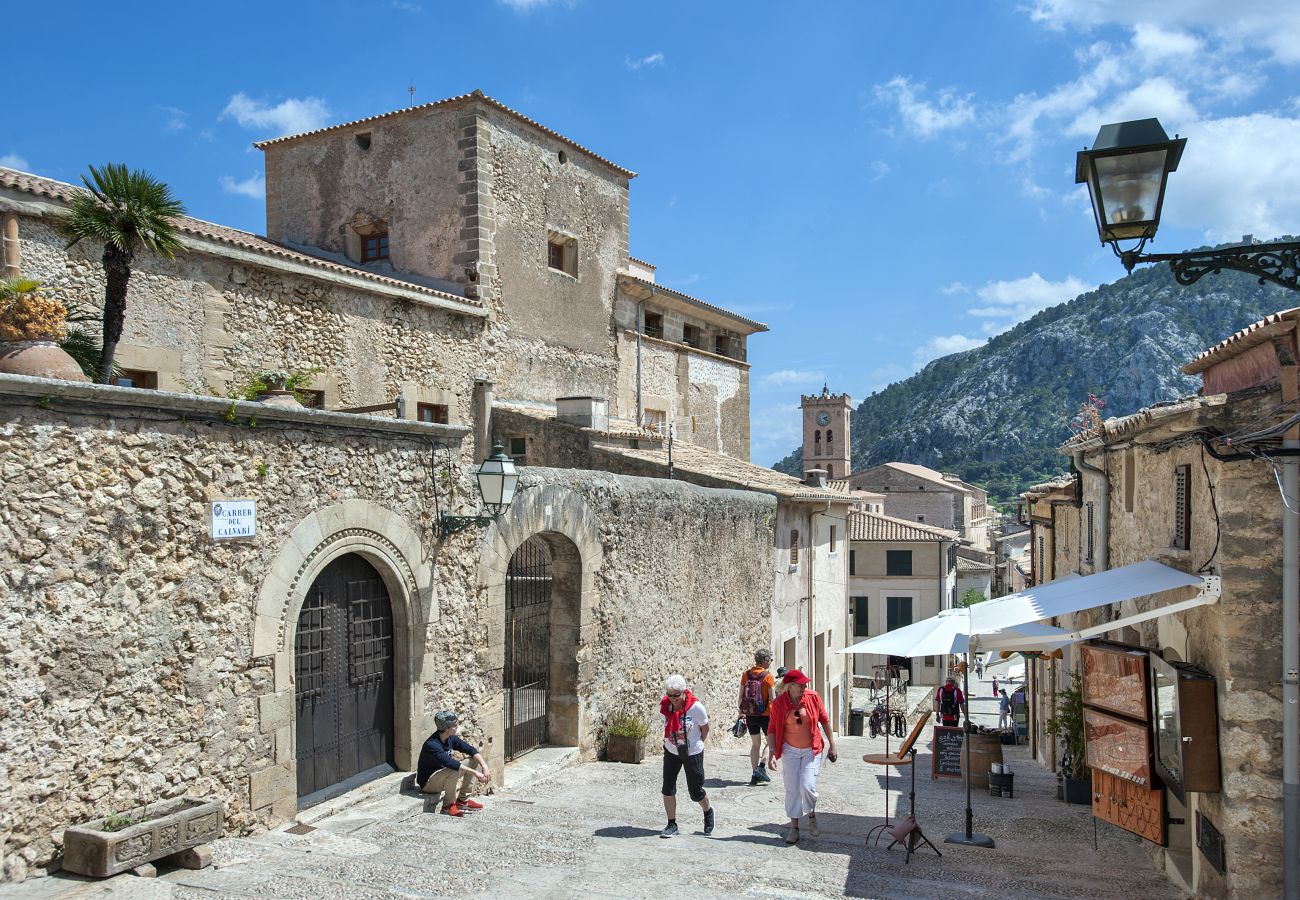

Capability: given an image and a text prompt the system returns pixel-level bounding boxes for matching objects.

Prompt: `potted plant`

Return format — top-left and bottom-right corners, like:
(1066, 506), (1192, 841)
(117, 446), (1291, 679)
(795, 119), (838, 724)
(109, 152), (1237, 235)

(605, 707), (650, 764)
(0, 277), (88, 382)
(1046, 668), (1092, 804)
(62, 796), (223, 877)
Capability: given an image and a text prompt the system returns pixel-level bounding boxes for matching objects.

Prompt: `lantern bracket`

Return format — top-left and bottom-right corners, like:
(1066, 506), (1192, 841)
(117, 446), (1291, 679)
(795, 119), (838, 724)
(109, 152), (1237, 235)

(1117, 239), (1300, 291)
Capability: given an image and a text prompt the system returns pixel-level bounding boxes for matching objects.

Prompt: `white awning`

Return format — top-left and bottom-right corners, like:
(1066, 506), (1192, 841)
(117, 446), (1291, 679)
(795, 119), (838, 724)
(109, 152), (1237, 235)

(972, 561), (1218, 652)
(838, 607), (1072, 658)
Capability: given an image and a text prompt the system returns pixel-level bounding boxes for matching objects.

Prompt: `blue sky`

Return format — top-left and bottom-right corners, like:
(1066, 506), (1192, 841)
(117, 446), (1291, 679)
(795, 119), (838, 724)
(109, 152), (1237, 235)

(7, 1), (1300, 465)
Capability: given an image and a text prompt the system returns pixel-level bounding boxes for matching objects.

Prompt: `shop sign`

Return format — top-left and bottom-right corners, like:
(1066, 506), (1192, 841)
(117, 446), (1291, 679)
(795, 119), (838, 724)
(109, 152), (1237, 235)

(210, 499), (257, 540)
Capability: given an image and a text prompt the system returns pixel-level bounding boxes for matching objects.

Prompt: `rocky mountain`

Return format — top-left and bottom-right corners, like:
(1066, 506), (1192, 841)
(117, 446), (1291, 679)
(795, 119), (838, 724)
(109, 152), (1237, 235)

(773, 251), (1296, 506)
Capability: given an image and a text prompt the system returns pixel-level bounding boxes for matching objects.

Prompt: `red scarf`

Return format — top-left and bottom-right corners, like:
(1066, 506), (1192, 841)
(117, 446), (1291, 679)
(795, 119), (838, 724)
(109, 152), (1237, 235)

(660, 690), (698, 740)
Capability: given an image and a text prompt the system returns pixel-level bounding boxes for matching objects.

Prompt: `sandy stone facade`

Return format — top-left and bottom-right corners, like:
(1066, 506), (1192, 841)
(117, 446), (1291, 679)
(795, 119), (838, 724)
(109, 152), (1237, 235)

(0, 90), (790, 882)
(1023, 385), (1286, 898)
(0, 377), (776, 880)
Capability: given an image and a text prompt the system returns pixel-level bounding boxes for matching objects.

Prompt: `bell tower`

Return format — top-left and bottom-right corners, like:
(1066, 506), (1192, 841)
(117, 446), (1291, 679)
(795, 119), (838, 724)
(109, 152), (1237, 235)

(800, 384), (852, 480)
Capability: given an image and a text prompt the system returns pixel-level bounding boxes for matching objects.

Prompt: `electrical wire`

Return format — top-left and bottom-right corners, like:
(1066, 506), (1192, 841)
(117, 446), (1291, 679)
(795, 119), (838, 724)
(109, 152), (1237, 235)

(1270, 459), (1300, 516)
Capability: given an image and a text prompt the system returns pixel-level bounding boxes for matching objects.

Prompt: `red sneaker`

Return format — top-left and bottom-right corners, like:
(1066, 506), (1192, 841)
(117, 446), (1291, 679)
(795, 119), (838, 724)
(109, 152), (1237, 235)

(458, 798), (484, 810)
(442, 803), (464, 817)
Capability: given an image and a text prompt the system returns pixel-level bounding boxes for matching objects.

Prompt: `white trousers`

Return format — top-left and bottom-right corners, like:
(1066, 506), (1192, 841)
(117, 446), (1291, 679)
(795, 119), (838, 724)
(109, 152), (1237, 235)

(780, 744), (822, 819)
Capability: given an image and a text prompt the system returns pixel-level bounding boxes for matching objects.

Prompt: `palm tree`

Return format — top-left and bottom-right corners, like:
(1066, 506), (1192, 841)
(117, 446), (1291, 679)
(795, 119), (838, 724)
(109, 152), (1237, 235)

(59, 163), (185, 383)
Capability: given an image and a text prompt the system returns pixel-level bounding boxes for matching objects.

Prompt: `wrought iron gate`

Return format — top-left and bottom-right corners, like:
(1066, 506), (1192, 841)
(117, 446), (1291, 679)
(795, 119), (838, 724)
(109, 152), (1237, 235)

(505, 536), (553, 759)
(295, 554), (395, 803)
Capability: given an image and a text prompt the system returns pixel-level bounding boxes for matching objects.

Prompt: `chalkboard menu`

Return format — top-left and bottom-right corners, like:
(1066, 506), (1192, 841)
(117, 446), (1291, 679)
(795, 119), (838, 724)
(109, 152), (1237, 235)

(931, 726), (964, 779)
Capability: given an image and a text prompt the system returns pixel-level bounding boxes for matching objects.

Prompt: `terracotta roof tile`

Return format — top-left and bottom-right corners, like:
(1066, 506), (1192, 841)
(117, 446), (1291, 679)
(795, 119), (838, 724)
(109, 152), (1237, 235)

(0, 167), (483, 312)
(1182, 307), (1300, 375)
(848, 511), (958, 542)
(619, 274), (769, 333)
(252, 89), (637, 179)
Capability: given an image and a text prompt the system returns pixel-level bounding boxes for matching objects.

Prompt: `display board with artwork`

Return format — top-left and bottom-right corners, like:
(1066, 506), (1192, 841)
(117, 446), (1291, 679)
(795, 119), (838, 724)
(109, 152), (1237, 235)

(1081, 642), (1149, 722)
(1085, 708), (1153, 787)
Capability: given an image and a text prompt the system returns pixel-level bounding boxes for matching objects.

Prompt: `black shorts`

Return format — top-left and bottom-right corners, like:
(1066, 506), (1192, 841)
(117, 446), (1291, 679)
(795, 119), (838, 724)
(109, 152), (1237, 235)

(746, 715), (770, 736)
(662, 749), (707, 802)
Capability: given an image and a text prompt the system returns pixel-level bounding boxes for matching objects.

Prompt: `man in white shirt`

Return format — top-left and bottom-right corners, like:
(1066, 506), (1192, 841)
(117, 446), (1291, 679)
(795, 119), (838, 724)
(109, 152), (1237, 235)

(658, 673), (713, 838)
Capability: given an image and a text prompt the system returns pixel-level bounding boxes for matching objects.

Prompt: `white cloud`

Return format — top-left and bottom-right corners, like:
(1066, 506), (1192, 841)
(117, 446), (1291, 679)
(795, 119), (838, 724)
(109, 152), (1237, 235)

(625, 52), (665, 71)
(1066, 76), (1198, 137)
(159, 105), (188, 133)
(221, 93), (331, 137)
(914, 334), (985, 367)
(1131, 24), (1202, 60)
(0, 153), (29, 171)
(867, 159), (891, 182)
(875, 76), (976, 138)
(1026, 0), (1300, 65)
(760, 369), (826, 388)
(941, 281), (970, 295)
(750, 402), (807, 466)
(219, 172), (266, 199)
(499, 0), (554, 9)
(967, 273), (1091, 327)
(665, 273), (701, 288)
(1163, 113), (1300, 242)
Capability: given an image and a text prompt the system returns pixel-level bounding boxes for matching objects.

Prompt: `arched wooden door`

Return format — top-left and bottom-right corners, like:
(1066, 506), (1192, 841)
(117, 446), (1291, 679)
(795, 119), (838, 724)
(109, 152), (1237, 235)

(294, 554), (395, 804)
(505, 536), (553, 759)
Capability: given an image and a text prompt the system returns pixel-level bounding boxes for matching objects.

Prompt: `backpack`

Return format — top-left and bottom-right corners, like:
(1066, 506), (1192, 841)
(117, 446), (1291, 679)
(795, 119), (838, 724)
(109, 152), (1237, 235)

(741, 671), (767, 716)
(939, 686), (958, 719)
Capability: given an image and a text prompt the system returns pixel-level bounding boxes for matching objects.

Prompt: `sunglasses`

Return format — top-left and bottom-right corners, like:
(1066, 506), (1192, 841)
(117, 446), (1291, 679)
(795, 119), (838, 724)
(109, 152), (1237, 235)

(666, 691), (682, 699)
(793, 708), (803, 725)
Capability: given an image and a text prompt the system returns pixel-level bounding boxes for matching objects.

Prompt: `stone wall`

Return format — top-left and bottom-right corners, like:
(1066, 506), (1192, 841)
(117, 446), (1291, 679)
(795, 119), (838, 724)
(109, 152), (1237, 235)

(0, 376), (774, 881)
(1042, 394), (1285, 898)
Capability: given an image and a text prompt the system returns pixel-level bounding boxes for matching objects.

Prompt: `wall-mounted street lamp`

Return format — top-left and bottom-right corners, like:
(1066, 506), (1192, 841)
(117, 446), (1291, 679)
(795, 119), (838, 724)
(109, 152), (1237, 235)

(440, 443), (520, 534)
(1076, 117), (1300, 289)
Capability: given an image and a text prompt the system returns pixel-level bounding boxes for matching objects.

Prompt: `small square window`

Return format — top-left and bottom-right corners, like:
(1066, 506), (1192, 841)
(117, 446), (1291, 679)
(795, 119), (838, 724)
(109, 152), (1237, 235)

(509, 436), (527, 464)
(416, 403), (448, 424)
(682, 324), (701, 349)
(643, 312), (663, 339)
(362, 232), (389, 263)
(886, 550), (912, 576)
(643, 408), (667, 433)
(114, 369), (157, 389)
(546, 233), (577, 276)
(299, 390), (325, 409)
(714, 335), (729, 356)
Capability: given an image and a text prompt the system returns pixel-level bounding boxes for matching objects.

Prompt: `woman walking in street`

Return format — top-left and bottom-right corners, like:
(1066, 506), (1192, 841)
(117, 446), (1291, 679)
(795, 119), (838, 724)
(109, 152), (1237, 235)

(766, 669), (837, 844)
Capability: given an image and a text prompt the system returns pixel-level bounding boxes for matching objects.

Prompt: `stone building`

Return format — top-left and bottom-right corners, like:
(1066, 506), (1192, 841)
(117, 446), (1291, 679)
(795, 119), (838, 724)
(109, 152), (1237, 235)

(1023, 310), (1299, 898)
(846, 511), (958, 686)
(800, 386), (852, 480)
(0, 91), (788, 881)
(846, 462), (993, 554)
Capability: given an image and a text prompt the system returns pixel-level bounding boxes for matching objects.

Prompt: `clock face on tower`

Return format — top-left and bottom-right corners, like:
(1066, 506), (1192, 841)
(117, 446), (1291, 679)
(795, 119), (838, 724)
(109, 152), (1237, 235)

(817, 413), (830, 426)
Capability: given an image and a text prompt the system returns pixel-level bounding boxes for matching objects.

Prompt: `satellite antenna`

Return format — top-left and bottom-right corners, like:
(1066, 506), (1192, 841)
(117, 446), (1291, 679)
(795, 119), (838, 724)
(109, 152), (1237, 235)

(408, 84), (417, 106)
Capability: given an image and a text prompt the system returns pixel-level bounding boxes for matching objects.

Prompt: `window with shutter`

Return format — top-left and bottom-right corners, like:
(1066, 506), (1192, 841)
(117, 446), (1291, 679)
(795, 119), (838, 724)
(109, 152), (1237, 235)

(1174, 464), (1191, 550)
(790, 530), (799, 566)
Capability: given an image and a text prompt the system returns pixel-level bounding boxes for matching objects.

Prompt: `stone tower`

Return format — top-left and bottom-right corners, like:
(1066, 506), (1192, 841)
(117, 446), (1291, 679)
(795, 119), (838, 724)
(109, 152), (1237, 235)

(800, 384), (852, 480)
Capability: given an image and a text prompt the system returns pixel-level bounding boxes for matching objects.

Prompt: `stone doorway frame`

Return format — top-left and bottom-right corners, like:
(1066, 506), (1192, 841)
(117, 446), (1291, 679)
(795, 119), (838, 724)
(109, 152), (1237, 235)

(250, 500), (433, 821)
(478, 482), (602, 779)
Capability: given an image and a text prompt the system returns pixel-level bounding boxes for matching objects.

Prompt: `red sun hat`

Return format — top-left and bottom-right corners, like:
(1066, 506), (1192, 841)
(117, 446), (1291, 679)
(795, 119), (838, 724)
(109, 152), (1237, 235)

(781, 669), (810, 685)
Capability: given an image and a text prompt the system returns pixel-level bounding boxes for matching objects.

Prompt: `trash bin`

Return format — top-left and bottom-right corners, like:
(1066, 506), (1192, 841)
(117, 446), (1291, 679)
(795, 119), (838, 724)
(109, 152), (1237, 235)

(849, 707), (865, 736)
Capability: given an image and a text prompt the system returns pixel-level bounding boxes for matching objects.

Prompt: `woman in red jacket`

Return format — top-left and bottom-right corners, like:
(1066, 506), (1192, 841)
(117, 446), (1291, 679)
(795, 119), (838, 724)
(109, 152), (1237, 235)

(765, 669), (837, 844)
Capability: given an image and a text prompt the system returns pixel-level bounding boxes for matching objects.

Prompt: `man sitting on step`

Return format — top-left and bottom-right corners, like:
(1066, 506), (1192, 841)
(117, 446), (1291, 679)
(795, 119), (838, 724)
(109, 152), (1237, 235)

(417, 710), (493, 816)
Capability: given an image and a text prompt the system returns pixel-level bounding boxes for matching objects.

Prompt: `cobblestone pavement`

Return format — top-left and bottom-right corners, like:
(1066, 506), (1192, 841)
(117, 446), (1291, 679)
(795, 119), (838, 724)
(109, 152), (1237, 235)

(6, 677), (1183, 900)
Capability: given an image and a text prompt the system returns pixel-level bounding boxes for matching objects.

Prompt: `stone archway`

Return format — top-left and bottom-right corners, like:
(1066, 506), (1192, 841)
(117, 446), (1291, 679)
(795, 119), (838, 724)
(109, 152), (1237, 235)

(248, 500), (433, 820)
(479, 482), (602, 777)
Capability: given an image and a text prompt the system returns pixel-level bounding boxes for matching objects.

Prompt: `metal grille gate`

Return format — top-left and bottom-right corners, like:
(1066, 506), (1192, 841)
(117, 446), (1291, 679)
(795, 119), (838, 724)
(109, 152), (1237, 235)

(295, 554), (395, 803)
(505, 536), (553, 760)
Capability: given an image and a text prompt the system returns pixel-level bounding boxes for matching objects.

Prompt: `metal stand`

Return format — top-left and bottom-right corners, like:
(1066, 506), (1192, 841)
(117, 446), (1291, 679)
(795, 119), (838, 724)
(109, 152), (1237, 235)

(864, 665), (899, 846)
(945, 652), (996, 849)
(886, 748), (942, 864)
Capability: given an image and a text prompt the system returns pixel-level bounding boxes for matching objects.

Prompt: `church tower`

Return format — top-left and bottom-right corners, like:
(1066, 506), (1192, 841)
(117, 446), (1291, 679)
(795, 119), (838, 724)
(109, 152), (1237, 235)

(800, 385), (852, 480)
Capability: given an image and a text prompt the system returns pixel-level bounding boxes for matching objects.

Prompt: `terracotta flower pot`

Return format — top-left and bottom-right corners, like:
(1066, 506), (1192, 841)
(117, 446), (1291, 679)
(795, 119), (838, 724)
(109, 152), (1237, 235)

(0, 339), (89, 382)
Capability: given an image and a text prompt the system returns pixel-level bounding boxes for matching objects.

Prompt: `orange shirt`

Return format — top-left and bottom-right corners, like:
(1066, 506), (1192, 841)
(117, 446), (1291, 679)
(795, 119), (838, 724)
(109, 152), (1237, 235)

(783, 705), (814, 749)
(738, 666), (775, 712)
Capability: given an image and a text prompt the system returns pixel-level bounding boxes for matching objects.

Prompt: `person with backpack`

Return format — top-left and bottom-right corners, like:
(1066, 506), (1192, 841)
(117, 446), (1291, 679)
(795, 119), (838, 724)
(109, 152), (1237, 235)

(934, 675), (966, 728)
(738, 648), (776, 786)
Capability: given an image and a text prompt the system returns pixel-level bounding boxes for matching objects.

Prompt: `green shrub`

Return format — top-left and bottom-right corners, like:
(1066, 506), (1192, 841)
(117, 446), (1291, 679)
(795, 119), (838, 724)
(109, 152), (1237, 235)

(606, 707), (649, 739)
